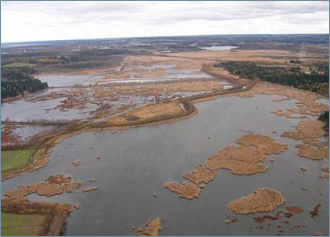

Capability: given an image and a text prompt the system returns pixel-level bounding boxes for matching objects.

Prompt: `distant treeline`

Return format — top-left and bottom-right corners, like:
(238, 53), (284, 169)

(215, 61), (329, 96)
(1, 67), (48, 98)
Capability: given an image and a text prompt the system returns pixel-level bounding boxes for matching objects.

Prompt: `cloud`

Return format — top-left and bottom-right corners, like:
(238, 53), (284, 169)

(1, 1), (328, 42)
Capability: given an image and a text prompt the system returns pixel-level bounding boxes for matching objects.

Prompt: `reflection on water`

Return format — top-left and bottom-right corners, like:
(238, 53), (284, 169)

(200, 46), (238, 51)
(1, 95), (328, 236)
(1, 99), (97, 121)
(36, 75), (102, 87)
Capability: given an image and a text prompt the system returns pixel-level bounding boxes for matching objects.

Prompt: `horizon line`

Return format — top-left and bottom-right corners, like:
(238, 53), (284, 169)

(2, 32), (329, 44)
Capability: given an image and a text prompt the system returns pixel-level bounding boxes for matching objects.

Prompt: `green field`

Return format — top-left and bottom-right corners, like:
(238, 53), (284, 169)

(1, 212), (46, 236)
(3, 62), (36, 68)
(1, 149), (35, 173)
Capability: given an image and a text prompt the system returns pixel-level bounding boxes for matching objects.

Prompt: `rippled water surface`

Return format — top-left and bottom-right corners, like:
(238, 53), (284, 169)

(1, 95), (328, 236)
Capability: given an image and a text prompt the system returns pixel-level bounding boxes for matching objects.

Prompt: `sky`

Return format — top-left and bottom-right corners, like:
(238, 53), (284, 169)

(1, 1), (329, 43)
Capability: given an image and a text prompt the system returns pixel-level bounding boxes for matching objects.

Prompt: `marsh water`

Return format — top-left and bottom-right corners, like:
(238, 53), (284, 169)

(1, 94), (328, 236)
(201, 46), (238, 51)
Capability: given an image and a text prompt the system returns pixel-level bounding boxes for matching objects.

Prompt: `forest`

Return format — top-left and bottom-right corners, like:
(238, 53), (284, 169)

(215, 61), (329, 96)
(1, 67), (48, 99)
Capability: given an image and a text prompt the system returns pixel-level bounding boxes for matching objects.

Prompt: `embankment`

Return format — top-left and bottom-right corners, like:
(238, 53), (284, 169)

(1, 65), (255, 181)
(1, 199), (71, 236)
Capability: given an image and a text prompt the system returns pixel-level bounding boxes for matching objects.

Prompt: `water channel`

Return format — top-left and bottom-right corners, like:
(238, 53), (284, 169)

(1, 94), (328, 236)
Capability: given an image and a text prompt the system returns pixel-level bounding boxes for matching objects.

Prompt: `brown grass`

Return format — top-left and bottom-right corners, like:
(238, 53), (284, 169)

(1, 199), (71, 236)
(282, 120), (326, 140)
(228, 188), (286, 214)
(271, 110), (307, 119)
(164, 182), (201, 200)
(4, 174), (83, 201)
(104, 100), (185, 126)
(206, 146), (268, 175)
(236, 134), (288, 155)
(138, 218), (162, 236)
(183, 165), (217, 184)
(144, 80), (224, 92)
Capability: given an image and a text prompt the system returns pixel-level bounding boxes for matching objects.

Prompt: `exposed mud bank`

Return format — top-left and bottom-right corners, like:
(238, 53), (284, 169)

(228, 188), (286, 214)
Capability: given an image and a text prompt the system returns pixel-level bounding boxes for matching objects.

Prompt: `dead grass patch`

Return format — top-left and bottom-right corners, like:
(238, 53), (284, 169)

(183, 165), (217, 184)
(236, 134), (288, 155)
(206, 146), (268, 175)
(164, 182), (201, 200)
(104, 100), (185, 126)
(228, 188), (285, 214)
(137, 218), (162, 236)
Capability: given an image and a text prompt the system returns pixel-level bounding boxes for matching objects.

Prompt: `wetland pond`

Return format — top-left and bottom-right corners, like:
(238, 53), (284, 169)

(200, 46), (238, 51)
(1, 95), (328, 236)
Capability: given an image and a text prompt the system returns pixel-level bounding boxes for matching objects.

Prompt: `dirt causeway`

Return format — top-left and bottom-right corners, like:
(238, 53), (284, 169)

(138, 218), (162, 236)
(164, 182), (201, 199)
(228, 188), (286, 214)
